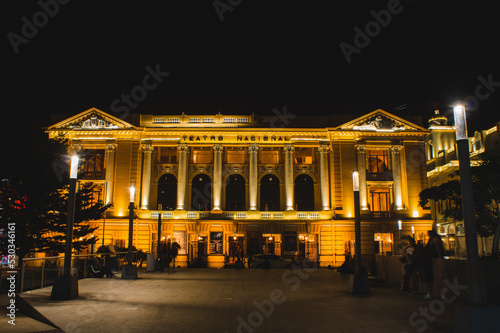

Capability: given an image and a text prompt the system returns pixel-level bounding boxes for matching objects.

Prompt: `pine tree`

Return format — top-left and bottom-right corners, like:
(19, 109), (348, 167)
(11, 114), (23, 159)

(0, 128), (109, 261)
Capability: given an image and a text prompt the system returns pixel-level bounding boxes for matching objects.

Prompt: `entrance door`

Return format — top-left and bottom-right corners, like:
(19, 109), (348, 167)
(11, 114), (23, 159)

(228, 236), (244, 263)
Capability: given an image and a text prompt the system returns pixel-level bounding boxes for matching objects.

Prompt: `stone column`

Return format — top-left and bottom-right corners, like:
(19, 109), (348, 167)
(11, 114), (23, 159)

(391, 145), (403, 210)
(213, 144), (223, 210)
(248, 143), (258, 210)
(177, 144), (189, 210)
(140, 143), (153, 209)
(105, 143), (116, 205)
(357, 145), (368, 210)
(318, 144), (330, 211)
(283, 144), (295, 211)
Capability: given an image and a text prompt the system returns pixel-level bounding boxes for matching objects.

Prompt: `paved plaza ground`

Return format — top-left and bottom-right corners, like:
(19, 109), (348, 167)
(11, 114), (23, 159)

(2, 268), (457, 333)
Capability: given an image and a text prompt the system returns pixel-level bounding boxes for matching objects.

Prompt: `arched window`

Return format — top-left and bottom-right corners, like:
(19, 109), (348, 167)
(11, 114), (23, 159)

(294, 174), (314, 211)
(226, 174), (246, 211)
(260, 174), (280, 211)
(157, 174), (177, 210)
(191, 174), (212, 211)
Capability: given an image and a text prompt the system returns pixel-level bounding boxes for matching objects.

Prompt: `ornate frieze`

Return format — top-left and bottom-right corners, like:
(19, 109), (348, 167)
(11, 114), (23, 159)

(67, 112), (121, 129)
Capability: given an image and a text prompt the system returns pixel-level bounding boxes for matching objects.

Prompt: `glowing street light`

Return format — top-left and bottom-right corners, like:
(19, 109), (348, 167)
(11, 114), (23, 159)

(349, 170), (369, 294)
(398, 220), (403, 255)
(453, 105), (483, 305)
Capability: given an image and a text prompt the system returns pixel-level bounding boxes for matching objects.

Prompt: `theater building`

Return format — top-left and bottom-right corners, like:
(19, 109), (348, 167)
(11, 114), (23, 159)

(47, 107), (433, 268)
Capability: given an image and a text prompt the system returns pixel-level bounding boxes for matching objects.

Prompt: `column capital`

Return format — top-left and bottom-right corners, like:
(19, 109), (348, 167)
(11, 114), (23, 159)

(356, 144), (366, 152)
(213, 144), (223, 153)
(318, 144), (330, 153)
(106, 143), (116, 152)
(283, 143), (294, 153)
(70, 142), (83, 154)
(390, 145), (403, 153)
(141, 143), (153, 153)
(178, 143), (189, 153)
(248, 143), (259, 153)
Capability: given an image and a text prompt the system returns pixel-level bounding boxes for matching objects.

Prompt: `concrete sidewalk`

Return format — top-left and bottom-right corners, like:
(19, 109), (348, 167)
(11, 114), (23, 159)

(4, 268), (456, 332)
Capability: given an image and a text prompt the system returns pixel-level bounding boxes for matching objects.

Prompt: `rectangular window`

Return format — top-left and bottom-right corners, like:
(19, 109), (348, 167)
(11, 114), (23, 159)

(167, 118), (180, 123)
(226, 147), (247, 163)
(202, 118), (214, 123)
(81, 149), (105, 179)
(189, 118), (201, 123)
(223, 118), (236, 123)
(237, 118), (249, 123)
(370, 188), (391, 211)
(260, 148), (280, 164)
(158, 147), (177, 164)
(367, 150), (389, 174)
(192, 147), (212, 163)
(294, 147), (314, 164)
(153, 118), (165, 123)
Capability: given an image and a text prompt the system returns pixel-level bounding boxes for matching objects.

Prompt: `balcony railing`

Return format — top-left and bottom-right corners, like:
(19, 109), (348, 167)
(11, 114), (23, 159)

(146, 210), (330, 220)
(371, 211), (393, 219)
(366, 172), (392, 181)
(79, 170), (105, 180)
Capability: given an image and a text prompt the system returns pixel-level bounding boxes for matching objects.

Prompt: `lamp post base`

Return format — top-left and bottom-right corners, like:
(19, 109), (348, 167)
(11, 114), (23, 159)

(50, 276), (79, 300)
(348, 274), (370, 294)
(454, 303), (500, 332)
(121, 264), (138, 279)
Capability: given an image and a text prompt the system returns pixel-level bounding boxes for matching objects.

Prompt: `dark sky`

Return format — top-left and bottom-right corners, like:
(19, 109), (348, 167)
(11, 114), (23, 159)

(1, 1), (500, 133)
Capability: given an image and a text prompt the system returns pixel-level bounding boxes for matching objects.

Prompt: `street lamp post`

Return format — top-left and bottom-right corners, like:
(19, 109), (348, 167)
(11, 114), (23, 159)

(122, 186), (138, 279)
(349, 171), (369, 294)
(453, 106), (483, 305)
(156, 203), (163, 270)
(51, 156), (79, 300)
(451, 105), (500, 333)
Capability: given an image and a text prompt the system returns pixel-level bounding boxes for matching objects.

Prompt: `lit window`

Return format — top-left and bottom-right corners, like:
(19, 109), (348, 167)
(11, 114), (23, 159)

(260, 148), (280, 164)
(189, 118), (201, 123)
(202, 118), (214, 123)
(224, 118), (236, 123)
(237, 118), (249, 123)
(370, 188), (390, 211)
(153, 118), (165, 123)
(226, 147), (246, 163)
(157, 147), (177, 164)
(192, 147), (212, 163)
(81, 149), (105, 179)
(295, 148), (314, 164)
(167, 118), (180, 123)
(367, 150), (389, 173)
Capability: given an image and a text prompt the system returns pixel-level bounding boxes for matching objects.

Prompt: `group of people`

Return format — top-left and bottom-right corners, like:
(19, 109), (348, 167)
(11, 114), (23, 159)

(401, 230), (444, 299)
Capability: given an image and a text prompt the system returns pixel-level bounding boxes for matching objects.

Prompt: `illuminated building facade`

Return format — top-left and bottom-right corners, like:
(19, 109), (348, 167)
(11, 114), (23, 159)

(48, 108), (432, 268)
(425, 110), (500, 256)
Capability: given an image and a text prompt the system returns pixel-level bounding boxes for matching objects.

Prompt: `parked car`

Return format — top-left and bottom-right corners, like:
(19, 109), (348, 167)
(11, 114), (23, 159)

(250, 254), (292, 268)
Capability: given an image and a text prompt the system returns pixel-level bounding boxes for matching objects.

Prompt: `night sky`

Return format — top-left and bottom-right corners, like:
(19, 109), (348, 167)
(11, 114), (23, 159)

(1, 1), (500, 133)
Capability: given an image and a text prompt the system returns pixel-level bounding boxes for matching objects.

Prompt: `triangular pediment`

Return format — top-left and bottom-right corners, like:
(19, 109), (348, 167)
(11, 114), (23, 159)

(48, 107), (135, 130)
(336, 109), (426, 132)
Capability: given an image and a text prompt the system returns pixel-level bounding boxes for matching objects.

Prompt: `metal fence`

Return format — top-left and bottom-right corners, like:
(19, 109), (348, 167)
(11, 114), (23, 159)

(0, 252), (138, 294)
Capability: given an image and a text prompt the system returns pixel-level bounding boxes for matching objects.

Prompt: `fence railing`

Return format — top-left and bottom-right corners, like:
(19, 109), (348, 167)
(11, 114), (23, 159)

(0, 251), (138, 294)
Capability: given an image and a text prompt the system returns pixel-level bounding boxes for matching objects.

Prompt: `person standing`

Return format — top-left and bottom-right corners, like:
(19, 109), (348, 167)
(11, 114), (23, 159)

(107, 243), (118, 273)
(421, 230), (444, 299)
(171, 238), (181, 269)
(401, 237), (417, 293)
